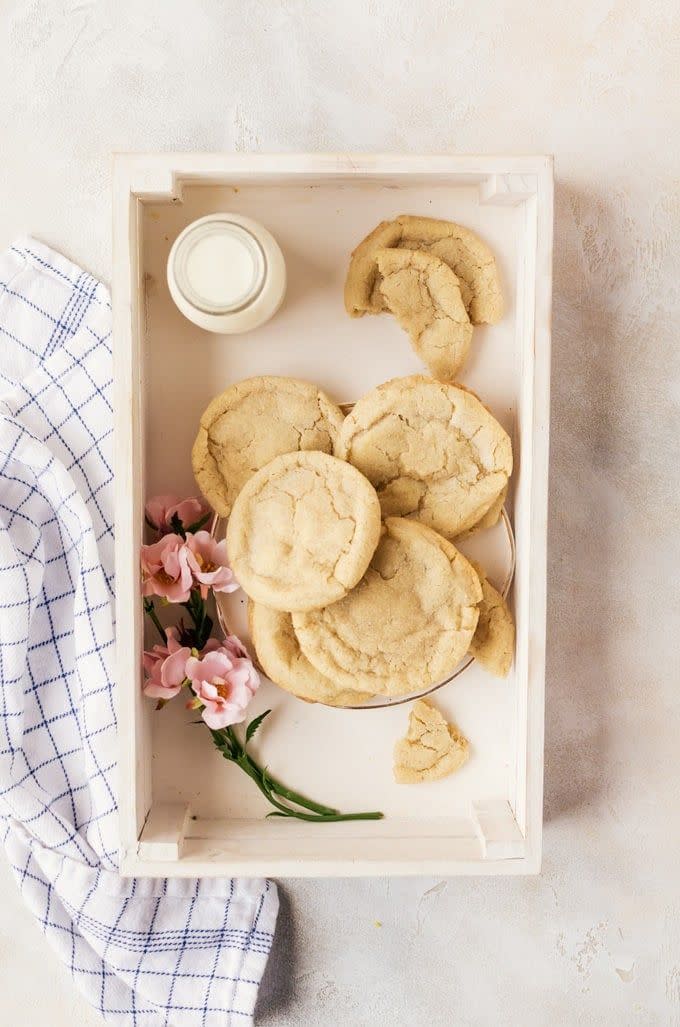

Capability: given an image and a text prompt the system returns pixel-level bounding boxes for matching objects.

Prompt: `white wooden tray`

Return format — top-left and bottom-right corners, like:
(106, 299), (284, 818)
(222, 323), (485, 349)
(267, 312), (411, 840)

(113, 153), (553, 877)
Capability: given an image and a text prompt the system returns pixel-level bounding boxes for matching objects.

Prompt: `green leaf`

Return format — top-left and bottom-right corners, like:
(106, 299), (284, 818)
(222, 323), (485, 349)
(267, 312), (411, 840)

(185, 512), (212, 533)
(245, 709), (271, 745)
(169, 512), (186, 538)
(265, 811), (289, 819)
(261, 765), (274, 794)
(198, 613), (214, 649)
(225, 726), (244, 758)
(209, 728), (235, 759)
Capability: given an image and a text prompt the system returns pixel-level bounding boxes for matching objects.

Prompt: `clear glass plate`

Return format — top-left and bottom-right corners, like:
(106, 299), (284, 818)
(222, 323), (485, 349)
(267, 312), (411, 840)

(213, 507), (515, 710)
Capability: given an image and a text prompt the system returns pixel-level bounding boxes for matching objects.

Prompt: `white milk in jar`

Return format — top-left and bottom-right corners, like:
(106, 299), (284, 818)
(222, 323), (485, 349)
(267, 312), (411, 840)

(167, 213), (286, 333)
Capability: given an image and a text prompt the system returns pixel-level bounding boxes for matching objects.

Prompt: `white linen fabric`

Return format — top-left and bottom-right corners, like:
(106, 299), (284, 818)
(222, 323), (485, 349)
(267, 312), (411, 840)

(0, 238), (278, 1026)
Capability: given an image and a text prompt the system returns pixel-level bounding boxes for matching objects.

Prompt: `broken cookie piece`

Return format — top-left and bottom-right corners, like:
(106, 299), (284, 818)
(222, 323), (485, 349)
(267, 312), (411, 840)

(345, 214), (503, 325)
(375, 247), (473, 381)
(469, 563), (515, 678)
(393, 699), (469, 783)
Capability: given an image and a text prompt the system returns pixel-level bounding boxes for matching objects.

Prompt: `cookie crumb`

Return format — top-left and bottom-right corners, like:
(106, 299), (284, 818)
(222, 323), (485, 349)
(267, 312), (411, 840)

(393, 699), (469, 783)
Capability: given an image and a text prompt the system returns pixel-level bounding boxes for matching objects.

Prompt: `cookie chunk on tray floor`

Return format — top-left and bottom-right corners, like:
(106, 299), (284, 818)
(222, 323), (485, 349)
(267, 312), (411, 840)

(393, 699), (470, 783)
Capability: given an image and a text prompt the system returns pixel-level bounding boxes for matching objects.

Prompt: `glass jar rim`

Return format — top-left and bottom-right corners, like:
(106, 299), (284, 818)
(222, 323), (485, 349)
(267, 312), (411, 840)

(171, 218), (267, 316)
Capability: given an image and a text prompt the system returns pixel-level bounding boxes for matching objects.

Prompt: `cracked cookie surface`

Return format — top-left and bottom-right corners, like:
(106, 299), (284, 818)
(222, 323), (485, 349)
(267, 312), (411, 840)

(375, 248), (472, 381)
(469, 562), (515, 678)
(345, 214), (503, 325)
(393, 699), (469, 783)
(335, 375), (513, 540)
(226, 451), (381, 612)
(192, 376), (345, 517)
(249, 601), (373, 706)
(293, 517), (482, 696)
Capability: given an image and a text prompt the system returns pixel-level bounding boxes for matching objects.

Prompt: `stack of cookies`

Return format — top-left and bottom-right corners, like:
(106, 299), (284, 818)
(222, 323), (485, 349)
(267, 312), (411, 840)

(192, 374), (514, 706)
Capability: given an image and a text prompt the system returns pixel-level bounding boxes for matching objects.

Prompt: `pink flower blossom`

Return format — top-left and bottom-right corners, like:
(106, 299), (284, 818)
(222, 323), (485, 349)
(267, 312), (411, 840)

(197, 634), (249, 659)
(185, 646), (259, 729)
(146, 494), (211, 534)
(142, 628), (191, 700)
(185, 531), (239, 598)
(141, 533), (193, 602)
(221, 634), (250, 660)
(201, 637), (223, 655)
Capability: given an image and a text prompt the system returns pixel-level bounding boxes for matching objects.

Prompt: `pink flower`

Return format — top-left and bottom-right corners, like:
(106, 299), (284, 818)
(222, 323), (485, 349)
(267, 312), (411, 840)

(198, 634), (249, 659)
(141, 533), (193, 602)
(221, 634), (250, 660)
(142, 627), (191, 700)
(186, 646), (259, 729)
(186, 531), (239, 599)
(146, 494), (211, 534)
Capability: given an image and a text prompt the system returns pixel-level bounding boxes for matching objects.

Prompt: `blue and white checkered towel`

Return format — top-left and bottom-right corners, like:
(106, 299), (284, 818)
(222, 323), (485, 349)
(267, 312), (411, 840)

(0, 239), (278, 1025)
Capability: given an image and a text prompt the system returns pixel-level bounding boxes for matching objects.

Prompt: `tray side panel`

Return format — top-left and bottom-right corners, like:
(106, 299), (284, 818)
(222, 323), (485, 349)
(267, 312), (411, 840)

(113, 161), (151, 860)
(125, 814), (533, 878)
(521, 162), (553, 869)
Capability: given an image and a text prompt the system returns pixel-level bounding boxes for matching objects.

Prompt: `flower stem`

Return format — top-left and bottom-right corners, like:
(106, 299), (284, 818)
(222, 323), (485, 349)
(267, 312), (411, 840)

(143, 598), (166, 643)
(244, 752), (340, 816)
(222, 728), (338, 814)
(185, 512), (212, 533)
(251, 765), (382, 821)
(222, 727), (338, 813)
(183, 589), (212, 649)
(281, 810), (384, 822)
(212, 723), (384, 823)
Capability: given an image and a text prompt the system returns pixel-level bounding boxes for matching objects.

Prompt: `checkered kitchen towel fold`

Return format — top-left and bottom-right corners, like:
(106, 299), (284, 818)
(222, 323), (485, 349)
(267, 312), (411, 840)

(0, 238), (278, 1025)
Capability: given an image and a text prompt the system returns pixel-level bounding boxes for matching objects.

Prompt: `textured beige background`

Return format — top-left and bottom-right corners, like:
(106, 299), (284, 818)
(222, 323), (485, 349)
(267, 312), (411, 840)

(1, 1), (679, 1025)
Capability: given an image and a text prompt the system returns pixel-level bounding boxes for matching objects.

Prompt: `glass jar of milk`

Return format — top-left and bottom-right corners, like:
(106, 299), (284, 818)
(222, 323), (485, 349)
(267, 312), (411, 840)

(166, 213), (286, 333)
